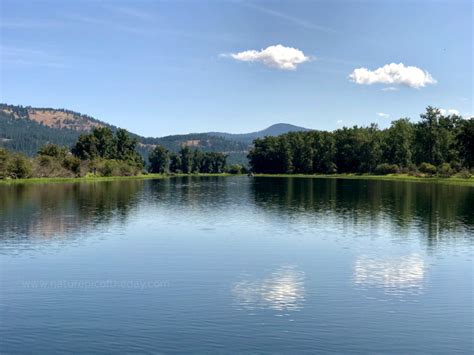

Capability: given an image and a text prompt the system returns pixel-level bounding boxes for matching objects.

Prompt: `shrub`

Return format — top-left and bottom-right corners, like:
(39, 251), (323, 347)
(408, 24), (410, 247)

(227, 164), (243, 174)
(456, 169), (472, 179)
(0, 148), (10, 179)
(437, 163), (453, 178)
(450, 161), (462, 172)
(8, 154), (32, 179)
(374, 163), (399, 175)
(100, 160), (115, 177)
(419, 162), (437, 175)
(62, 155), (81, 175)
(118, 162), (134, 176)
(37, 144), (68, 159)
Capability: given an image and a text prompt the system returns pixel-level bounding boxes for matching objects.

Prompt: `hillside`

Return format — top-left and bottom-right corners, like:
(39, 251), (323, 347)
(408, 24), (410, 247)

(0, 104), (311, 165)
(208, 123), (311, 144)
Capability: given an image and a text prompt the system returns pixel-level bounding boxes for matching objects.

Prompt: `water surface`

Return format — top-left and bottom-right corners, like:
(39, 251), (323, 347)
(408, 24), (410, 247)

(1, 177), (473, 353)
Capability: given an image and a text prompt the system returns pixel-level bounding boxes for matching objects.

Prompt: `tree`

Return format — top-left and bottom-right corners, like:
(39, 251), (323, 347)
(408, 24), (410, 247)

(37, 144), (69, 159)
(179, 146), (193, 173)
(382, 119), (413, 167)
(0, 148), (9, 179)
(149, 145), (170, 173)
(116, 128), (138, 161)
(287, 132), (312, 174)
(413, 106), (443, 165)
(192, 150), (204, 173)
(457, 117), (474, 168)
(169, 153), (182, 173)
(310, 131), (336, 173)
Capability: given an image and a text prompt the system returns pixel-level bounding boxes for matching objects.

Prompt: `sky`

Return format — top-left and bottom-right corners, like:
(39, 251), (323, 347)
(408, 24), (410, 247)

(1, 0), (472, 137)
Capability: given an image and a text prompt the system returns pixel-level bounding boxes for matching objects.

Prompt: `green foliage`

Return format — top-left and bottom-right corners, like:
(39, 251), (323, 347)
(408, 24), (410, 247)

(374, 164), (400, 175)
(456, 169), (472, 179)
(249, 108), (473, 175)
(227, 164), (243, 174)
(7, 153), (33, 178)
(457, 118), (474, 168)
(247, 136), (292, 174)
(419, 162), (437, 175)
(0, 148), (10, 179)
(437, 163), (453, 177)
(169, 153), (182, 173)
(91, 159), (142, 177)
(62, 155), (81, 176)
(149, 145), (170, 173)
(179, 146), (193, 174)
(382, 118), (413, 167)
(72, 127), (144, 169)
(37, 144), (69, 159)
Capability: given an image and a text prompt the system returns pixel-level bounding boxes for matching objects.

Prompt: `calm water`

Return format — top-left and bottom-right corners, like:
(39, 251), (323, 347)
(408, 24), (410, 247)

(1, 177), (473, 353)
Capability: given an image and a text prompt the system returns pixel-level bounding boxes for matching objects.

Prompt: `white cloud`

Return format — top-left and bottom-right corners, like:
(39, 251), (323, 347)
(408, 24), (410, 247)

(439, 108), (460, 116)
(225, 44), (310, 70)
(336, 120), (344, 125)
(376, 112), (390, 118)
(349, 63), (436, 88)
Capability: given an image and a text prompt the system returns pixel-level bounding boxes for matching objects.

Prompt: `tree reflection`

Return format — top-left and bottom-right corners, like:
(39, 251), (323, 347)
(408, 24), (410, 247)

(0, 180), (144, 241)
(250, 177), (474, 245)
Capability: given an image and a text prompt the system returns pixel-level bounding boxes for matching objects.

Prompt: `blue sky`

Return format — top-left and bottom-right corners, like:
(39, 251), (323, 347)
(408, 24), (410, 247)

(1, 0), (472, 136)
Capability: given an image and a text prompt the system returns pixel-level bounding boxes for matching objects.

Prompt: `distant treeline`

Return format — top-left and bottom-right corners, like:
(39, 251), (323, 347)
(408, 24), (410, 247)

(248, 107), (473, 177)
(148, 145), (233, 174)
(0, 127), (238, 179)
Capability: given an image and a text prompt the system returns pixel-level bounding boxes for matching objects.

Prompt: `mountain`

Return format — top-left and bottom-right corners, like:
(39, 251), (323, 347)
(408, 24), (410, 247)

(208, 123), (311, 144)
(0, 104), (311, 165)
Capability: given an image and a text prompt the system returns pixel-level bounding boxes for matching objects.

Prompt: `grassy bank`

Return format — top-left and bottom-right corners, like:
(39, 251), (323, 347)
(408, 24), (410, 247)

(253, 173), (474, 186)
(0, 173), (232, 185)
(1, 172), (473, 186)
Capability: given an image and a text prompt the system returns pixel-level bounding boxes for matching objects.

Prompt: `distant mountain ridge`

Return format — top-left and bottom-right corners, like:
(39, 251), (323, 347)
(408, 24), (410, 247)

(0, 103), (311, 164)
(208, 123), (311, 144)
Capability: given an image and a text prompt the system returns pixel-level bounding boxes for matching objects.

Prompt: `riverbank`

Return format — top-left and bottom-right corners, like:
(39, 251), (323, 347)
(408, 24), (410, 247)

(254, 173), (474, 186)
(1, 172), (473, 186)
(0, 173), (232, 185)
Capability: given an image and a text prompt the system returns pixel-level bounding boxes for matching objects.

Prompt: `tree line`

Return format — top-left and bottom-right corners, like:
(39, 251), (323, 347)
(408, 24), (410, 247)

(148, 145), (230, 174)
(0, 127), (235, 179)
(248, 107), (473, 177)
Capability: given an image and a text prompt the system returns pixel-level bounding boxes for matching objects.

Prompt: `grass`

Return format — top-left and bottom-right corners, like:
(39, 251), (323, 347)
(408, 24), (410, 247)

(1, 172), (473, 186)
(0, 173), (232, 185)
(253, 173), (474, 186)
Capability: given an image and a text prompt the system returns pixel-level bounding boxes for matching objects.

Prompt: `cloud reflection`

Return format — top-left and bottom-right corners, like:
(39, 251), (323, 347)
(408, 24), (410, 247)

(354, 254), (426, 295)
(232, 265), (305, 311)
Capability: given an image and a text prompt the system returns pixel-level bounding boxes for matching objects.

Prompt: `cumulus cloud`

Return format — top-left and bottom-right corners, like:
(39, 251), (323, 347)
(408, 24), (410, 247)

(439, 108), (460, 116)
(225, 44), (310, 70)
(349, 63), (436, 88)
(376, 112), (390, 118)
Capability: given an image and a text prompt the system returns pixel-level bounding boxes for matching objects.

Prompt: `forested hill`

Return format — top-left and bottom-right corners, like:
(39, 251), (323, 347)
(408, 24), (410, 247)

(0, 104), (311, 164)
(208, 123), (311, 144)
(0, 104), (251, 160)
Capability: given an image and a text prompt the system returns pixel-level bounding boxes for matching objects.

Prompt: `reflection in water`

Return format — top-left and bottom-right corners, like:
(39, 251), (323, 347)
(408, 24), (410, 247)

(250, 177), (474, 247)
(0, 180), (144, 250)
(232, 265), (305, 311)
(354, 254), (426, 295)
(0, 177), (472, 250)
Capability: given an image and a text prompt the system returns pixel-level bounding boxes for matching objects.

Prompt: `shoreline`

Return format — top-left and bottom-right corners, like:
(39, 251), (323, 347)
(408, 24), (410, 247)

(0, 173), (473, 186)
(0, 173), (232, 185)
(253, 173), (474, 186)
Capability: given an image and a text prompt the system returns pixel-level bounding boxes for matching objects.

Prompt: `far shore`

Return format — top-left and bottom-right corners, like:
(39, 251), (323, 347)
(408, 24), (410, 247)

(253, 173), (474, 186)
(1, 172), (473, 186)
